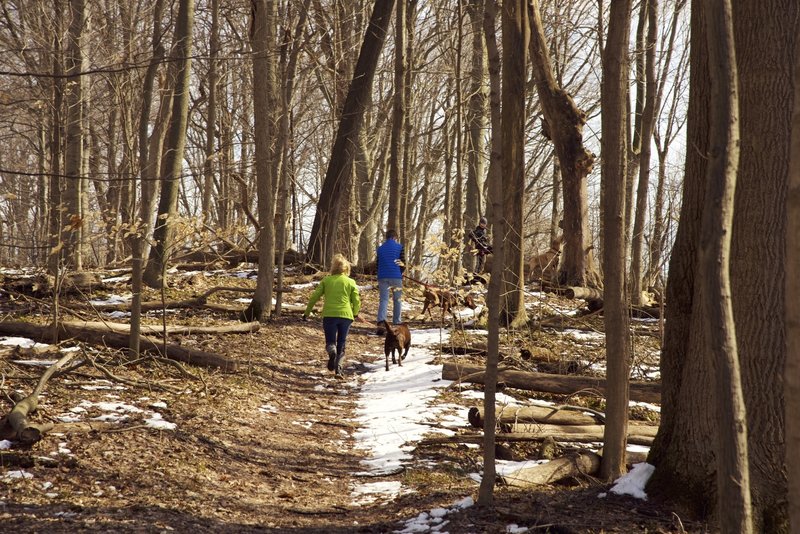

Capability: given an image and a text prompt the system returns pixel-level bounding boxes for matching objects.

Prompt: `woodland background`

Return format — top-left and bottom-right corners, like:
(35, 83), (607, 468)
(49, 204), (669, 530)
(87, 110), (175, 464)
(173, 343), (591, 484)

(1, 0), (800, 532)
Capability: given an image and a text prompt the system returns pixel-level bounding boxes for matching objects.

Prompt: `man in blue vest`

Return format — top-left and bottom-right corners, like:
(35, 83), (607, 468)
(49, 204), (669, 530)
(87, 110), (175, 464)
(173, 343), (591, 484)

(376, 229), (405, 336)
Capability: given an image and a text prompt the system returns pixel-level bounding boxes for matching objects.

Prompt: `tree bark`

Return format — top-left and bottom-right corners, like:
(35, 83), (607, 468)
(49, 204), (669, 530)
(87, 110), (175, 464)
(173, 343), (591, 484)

(701, 0), (752, 529)
(242, 0), (279, 322)
(499, 0), (528, 328)
(648, 1), (794, 529)
(600, 0), (633, 481)
(786, 7), (800, 529)
(478, 0), (503, 507)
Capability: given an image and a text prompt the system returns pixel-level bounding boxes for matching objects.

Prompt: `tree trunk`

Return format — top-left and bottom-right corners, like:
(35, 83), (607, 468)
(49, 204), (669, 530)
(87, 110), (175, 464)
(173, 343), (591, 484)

(500, 0), (528, 328)
(305, 0), (396, 267)
(477, 0), (503, 507)
(527, 0), (596, 288)
(387, 0), (406, 235)
(463, 0), (488, 274)
(63, 0), (86, 271)
(143, 0), (195, 288)
(242, 0), (278, 322)
(630, 0), (658, 306)
(700, 0), (752, 529)
(786, 9), (800, 531)
(648, 1), (795, 529)
(600, 0), (633, 481)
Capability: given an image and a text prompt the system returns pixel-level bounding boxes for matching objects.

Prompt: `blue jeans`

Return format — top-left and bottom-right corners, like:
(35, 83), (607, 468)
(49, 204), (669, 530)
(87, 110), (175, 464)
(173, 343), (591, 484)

(377, 278), (403, 324)
(322, 317), (353, 355)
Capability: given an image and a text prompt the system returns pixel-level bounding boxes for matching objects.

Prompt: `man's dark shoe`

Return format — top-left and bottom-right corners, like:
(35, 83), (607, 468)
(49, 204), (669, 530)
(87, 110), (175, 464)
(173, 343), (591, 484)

(326, 344), (337, 371)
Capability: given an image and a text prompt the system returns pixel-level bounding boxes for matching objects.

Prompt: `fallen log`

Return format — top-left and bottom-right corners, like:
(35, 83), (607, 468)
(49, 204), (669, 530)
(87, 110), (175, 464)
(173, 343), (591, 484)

(64, 320), (260, 336)
(468, 405), (602, 428)
(442, 363), (661, 404)
(564, 286), (604, 300)
(500, 451), (600, 488)
(508, 423), (657, 445)
(1, 351), (76, 444)
(0, 321), (237, 372)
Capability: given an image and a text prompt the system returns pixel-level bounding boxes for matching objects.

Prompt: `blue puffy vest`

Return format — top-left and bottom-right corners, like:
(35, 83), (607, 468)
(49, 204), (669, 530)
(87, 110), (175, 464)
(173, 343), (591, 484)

(377, 239), (404, 279)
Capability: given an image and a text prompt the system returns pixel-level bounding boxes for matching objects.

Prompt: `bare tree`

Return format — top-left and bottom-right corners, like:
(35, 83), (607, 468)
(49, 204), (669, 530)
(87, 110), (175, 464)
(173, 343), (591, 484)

(700, 0), (752, 529)
(500, 0), (528, 326)
(142, 0), (195, 288)
(242, 0), (279, 322)
(305, 0), (396, 267)
(599, 0), (632, 481)
(527, 0), (597, 287)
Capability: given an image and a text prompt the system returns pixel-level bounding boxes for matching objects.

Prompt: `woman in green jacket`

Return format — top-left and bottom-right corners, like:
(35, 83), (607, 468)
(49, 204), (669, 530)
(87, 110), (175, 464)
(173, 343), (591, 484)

(303, 253), (362, 377)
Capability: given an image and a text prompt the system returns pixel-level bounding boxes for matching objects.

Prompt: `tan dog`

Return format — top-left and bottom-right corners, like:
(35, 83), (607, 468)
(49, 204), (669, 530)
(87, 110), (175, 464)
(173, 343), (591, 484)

(421, 287), (476, 320)
(527, 235), (563, 284)
(382, 320), (411, 371)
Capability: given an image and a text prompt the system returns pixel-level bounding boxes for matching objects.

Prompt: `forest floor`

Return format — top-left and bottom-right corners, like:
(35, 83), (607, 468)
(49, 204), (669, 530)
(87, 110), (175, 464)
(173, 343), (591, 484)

(0, 265), (710, 533)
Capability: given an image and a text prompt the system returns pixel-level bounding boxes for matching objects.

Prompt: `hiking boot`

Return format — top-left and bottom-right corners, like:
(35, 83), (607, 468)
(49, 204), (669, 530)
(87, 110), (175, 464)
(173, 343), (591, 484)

(334, 351), (345, 377)
(325, 344), (337, 371)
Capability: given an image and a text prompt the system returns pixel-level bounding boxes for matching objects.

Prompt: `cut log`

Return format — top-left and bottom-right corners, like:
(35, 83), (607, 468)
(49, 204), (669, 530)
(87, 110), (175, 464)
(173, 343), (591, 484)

(500, 451), (600, 488)
(564, 286), (604, 300)
(0, 321), (237, 372)
(468, 405), (601, 428)
(507, 423), (657, 445)
(64, 320), (260, 336)
(442, 363), (661, 404)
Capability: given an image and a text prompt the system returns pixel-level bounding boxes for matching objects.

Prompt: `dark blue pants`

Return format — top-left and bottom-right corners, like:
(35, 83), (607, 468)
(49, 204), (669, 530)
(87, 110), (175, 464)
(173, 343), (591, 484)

(322, 317), (353, 355)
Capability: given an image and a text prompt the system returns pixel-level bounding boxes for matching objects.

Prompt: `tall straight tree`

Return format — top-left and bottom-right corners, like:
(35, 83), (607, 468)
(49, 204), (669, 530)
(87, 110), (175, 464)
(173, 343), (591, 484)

(305, 0), (396, 267)
(700, 0), (752, 529)
(599, 0), (632, 481)
(648, 0), (796, 529)
(786, 11), (800, 530)
(63, 0), (87, 270)
(242, 0), (279, 322)
(499, 0), (528, 327)
(387, 0), (406, 235)
(477, 0), (507, 506)
(463, 0), (488, 272)
(629, 0), (658, 305)
(47, 1), (66, 276)
(142, 0), (195, 288)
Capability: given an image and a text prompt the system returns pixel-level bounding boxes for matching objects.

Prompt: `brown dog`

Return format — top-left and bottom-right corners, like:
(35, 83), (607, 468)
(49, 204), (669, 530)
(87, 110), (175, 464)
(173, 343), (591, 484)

(421, 287), (477, 320)
(382, 320), (411, 371)
(527, 236), (563, 284)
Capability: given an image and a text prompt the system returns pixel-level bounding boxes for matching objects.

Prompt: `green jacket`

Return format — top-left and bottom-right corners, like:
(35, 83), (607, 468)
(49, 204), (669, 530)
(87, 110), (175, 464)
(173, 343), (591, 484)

(304, 274), (361, 320)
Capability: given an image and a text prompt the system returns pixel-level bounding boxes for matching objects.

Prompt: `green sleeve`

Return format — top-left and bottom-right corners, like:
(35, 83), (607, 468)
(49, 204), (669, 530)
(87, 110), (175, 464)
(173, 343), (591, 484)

(350, 280), (361, 317)
(304, 280), (325, 316)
